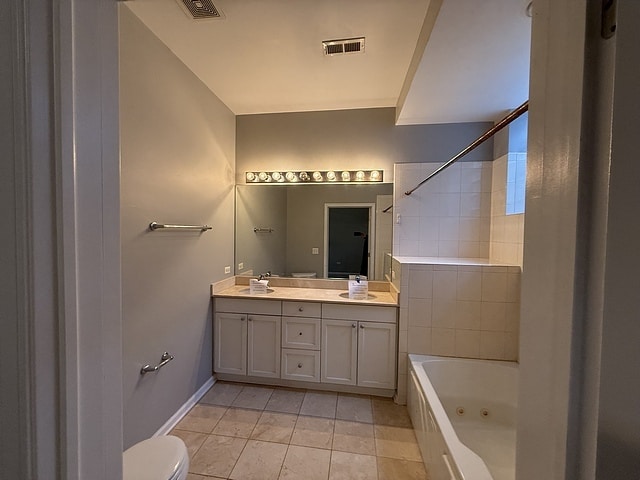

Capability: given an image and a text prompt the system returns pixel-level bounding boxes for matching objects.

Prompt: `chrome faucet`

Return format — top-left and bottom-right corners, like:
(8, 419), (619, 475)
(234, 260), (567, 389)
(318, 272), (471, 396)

(258, 271), (271, 281)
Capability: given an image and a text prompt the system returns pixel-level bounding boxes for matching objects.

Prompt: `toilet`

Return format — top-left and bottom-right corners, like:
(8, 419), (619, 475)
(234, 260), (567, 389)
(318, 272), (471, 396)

(291, 272), (317, 278)
(123, 435), (189, 480)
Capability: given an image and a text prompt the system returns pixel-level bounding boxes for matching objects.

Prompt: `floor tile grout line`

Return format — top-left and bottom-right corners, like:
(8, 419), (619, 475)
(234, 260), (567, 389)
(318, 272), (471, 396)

(194, 383), (422, 478)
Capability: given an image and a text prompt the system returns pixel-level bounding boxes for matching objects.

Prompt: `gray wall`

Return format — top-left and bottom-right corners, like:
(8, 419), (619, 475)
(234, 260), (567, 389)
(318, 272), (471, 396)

(120, 6), (235, 448)
(1, 2), (24, 475)
(236, 186), (287, 276)
(236, 108), (494, 182)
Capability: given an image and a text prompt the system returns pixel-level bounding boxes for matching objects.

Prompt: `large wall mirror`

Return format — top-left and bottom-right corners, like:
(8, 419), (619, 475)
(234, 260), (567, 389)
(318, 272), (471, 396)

(235, 183), (393, 280)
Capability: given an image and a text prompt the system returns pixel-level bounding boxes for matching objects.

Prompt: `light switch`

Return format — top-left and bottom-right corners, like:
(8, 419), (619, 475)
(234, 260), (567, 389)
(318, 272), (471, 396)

(238, 262), (244, 270)
(312, 247), (319, 255)
(224, 266), (231, 274)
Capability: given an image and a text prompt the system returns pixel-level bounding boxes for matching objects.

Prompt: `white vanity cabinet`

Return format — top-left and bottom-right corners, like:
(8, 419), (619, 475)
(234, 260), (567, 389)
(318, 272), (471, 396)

(321, 303), (397, 389)
(281, 301), (321, 382)
(212, 293), (398, 394)
(214, 298), (281, 378)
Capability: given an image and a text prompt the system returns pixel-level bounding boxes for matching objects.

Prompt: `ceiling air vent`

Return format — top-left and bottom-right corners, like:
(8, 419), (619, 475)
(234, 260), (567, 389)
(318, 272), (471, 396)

(322, 37), (365, 56)
(176, 0), (223, 20)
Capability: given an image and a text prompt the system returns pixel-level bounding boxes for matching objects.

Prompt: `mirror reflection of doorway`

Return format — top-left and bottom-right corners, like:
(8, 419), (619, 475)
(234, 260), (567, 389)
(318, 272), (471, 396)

(324, 203), (375, 279)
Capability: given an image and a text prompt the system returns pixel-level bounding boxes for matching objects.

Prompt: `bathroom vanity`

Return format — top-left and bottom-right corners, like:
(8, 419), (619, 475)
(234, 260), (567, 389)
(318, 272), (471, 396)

(212, 278), (398, 397)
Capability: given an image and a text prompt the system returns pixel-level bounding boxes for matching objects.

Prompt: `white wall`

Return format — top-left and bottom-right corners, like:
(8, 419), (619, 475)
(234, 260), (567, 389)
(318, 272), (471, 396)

(2, 0), (123, 478)
(120, 6), (235, 448)
(516, 0), (586, 478)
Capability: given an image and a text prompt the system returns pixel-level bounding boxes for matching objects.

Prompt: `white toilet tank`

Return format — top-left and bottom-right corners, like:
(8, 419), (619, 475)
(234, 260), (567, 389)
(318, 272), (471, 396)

(291, 272), (317, 278)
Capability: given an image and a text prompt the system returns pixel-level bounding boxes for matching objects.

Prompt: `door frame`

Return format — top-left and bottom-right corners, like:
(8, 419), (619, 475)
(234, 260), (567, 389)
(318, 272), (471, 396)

(323, 203), (376, 279)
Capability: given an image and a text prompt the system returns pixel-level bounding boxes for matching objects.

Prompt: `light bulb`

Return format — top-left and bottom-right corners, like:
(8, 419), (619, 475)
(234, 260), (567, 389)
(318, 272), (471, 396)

(258, 172), (268, 181)
(341, 171), (351, 181)
(370, 170), (380, 181)
(246, 172), (256, 181)
(285, 171), (297, 182)
(272, 171), (282, 182)
(326, 171), (336, 181)
(355, 171), (365, 181)
(313, 171), (323, 181)
(299, 171), (310, 181)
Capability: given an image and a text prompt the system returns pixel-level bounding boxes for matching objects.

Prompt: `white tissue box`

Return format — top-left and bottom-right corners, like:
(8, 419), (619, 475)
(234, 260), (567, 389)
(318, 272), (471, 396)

(250, 279), (269, 294)
(348, 275), (368, 300)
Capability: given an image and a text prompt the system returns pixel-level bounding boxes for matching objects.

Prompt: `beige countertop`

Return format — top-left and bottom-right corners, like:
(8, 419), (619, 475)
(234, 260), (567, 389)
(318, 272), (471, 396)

(213, 284), (398, 307)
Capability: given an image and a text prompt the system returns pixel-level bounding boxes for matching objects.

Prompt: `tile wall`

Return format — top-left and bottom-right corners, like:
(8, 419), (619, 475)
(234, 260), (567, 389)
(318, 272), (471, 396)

(490, 154), (526, 266)
(392, 162), (493, 258)
(392, 258), (520, 404)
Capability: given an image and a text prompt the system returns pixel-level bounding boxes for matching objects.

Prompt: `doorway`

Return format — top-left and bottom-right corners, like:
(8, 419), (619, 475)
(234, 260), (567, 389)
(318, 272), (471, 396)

(323, 203), (375, 279)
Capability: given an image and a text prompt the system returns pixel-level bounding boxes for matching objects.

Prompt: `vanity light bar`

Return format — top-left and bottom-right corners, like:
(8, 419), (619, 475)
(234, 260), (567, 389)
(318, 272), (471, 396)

(245, 170), (383, 184)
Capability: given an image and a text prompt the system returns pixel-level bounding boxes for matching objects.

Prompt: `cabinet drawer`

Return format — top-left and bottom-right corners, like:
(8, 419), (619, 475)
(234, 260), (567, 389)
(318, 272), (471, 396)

(215, 297), (281, 315)
(322, 303), (397, 323)
(281, 349), (320, 382)
(282, 301), (321, 318)
(282, 317), (321, 350)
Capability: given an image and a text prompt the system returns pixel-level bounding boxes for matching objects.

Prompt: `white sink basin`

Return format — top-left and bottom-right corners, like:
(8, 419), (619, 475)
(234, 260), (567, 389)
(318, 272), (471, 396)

(238, 287), (275, 294)
(338, 292), (376, 300)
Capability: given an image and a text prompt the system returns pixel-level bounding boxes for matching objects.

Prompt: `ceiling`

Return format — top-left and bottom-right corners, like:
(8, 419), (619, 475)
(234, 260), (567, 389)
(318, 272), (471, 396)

(125, 0), (531, 124)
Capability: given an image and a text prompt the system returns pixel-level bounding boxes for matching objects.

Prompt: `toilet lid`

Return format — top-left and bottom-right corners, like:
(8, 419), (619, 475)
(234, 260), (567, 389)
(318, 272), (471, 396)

(123, 435), (187, 480)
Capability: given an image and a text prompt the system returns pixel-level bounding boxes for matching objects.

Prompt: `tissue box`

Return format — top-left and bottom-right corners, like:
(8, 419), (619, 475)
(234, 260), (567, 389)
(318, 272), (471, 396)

(348, 275), (368, 300)
(250, 279), (269, 294)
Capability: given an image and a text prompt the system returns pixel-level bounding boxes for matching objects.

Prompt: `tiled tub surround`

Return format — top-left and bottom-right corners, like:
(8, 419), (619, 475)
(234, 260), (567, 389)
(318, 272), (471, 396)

(392, 257), (520, 404)
(490, 154), (525, 267)
(175, 381), (428, 480)
(393, 162), (493, 258)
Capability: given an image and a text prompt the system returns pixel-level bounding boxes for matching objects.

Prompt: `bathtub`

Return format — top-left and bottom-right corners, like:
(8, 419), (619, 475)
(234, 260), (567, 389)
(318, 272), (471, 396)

(408, 354), (518, 480)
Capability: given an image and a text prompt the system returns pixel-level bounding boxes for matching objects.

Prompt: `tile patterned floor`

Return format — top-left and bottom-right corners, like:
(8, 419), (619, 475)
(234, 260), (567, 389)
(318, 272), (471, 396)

(171, 381), (428, 480)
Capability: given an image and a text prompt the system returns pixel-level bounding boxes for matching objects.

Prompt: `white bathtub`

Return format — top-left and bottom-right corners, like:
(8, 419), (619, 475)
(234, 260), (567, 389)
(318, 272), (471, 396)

(408, 354), (518, 480)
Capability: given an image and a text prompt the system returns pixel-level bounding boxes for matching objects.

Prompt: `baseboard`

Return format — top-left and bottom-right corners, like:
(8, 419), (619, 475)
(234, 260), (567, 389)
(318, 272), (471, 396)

(153, 376), (216, 437)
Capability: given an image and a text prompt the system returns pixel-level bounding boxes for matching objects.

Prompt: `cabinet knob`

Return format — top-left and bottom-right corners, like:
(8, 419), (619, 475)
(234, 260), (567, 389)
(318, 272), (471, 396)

(360, 324), (365, 329)
(298, 332), (303, 336)
(241, 317), (246, 322)
(352, 323), (356, 328)
(297, 363), (303, 368)
(248, 317), (252, 322)
(298, 307), (304, 312)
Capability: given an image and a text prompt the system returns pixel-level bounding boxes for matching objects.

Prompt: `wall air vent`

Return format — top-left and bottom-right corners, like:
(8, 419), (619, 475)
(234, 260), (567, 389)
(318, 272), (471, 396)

(176, 0), (223, 20)
(322, 37), (365, 56)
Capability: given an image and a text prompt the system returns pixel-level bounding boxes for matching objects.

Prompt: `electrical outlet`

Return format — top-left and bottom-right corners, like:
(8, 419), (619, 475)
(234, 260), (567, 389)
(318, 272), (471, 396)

(238, 262), (244, 270)
(224, 266), (231, 274)
(312, 247), (319, 255)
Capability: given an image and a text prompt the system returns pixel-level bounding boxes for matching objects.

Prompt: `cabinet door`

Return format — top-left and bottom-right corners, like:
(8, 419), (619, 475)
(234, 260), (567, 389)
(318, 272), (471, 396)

(214, 312), (247, 375)
(247, 314), (281, 378)
(357, 321), (397, 389)
(321, 319), (357, 385)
